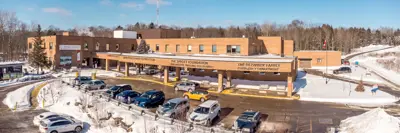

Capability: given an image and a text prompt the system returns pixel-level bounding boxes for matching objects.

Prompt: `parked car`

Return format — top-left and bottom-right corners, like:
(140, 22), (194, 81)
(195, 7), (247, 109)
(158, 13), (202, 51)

(38, 115), (83, 133)
(183, 90), (210, 102)
(81, 79), (106, 90)
(143, 69), (158, 75)
(232, 110), (261, 133)
(341, 59), (350, 65)
(333, 66), (352, 74)
(33, 112), (61, 126)
(187, 100), (221, 126)
(105, 84), (132, 98)
(156, 98), (190, 118)
(116, 90), (141, 104)
(134, 90), (165, 108)
(174, 82), (200, 91)
(73, 76), (92, 86)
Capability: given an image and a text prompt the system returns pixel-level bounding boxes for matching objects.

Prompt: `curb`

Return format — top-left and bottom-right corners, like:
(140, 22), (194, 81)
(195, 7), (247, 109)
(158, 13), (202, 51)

(114, 76), (298, 100)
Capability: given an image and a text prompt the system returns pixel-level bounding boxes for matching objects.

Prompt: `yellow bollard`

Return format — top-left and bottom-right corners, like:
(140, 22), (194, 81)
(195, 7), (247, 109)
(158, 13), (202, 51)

(75, 72), (79, 78)
(92, 72), (97, 80)
(42, 99), (45, 108)
(14, 102), (17, 111)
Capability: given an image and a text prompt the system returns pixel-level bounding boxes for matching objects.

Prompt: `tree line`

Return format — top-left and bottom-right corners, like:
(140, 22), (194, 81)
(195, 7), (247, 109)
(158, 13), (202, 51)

(1, 10), (400, 61)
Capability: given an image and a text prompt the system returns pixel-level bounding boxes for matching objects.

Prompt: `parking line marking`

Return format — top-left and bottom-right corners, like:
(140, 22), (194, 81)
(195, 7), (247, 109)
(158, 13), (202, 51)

(310, 117), (312, 133)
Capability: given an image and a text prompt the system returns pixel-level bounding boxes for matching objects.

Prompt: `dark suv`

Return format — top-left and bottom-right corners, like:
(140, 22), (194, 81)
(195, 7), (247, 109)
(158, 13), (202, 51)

(134, 90), (165, 108)
(333, 66), (352, 74)
(106, 84), (132, 98)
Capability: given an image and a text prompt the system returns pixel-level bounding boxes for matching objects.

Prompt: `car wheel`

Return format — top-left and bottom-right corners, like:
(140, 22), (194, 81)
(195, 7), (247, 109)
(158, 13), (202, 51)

(184, 95), (189, 99)
(200, 98), (205, 102)
(188, 89), (193, 92)
(75, 126), (83, 132)
(100, 85), (105, 89)
(170, 113), (175, 118)
(175, 87), (179, 91)
(50, 131), (58, 133)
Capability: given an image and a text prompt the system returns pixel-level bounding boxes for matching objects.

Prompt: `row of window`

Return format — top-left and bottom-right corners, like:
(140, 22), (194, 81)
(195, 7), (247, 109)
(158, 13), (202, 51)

(154, 44), (241, 54)
(191, 69), (280, 75)
(28, 42), (53, 49)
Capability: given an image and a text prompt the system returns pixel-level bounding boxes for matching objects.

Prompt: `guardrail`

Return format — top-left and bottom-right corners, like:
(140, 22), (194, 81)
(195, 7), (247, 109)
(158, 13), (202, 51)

(59, 77), (232, 133)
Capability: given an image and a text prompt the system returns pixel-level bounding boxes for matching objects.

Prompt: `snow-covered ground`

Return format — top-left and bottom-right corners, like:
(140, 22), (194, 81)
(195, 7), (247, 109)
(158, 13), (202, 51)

(58, 69), (124, 78)
(32, 80), (223, 133)
(2, 81), (46, 111)
(350, 46), (400, 86)
(310, 65), (386, 84)
(342, 44), (391, 59)
(295, 71), (398, 105)
(339, 108), (400, 133)
(0, 74), (52, 87)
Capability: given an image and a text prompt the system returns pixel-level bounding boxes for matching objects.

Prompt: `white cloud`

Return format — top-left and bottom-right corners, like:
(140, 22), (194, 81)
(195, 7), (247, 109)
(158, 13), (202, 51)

(26, 7), (35, 11)
(146, 0), (171, 5)
(120, 2), (144, 10)
(42, 8), (72, 16)
(100, 0), (112, 5)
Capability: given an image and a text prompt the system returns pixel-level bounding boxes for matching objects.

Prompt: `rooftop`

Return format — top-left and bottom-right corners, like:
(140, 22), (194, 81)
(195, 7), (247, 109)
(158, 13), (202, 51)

(99, 52), (295, 63)
(199, 100), (218, 107)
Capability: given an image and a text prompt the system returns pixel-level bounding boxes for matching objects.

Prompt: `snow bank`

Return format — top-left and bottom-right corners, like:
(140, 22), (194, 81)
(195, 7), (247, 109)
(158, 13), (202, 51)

(0, 74), (52, 87)
(296, 71), (398, 106)
(2, 81), (46, 111)
(310, 65), (385, 84)
(339, 108), (400, 133)
(59, 69), (124, 78)
(342, 44), (391, 59)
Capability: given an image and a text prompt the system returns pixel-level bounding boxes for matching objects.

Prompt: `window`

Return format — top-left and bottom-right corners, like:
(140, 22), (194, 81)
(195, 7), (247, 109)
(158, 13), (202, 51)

(106, 44), (110, 51)
(212, 70), (217, 73)
(84, 43), (88, 50)
(244, 71), (250, 75)
(49, 42), (53, 49)
(187, 44), (192, 52)
(176, 44), (180, 52)
(227, 45), (241, 54)
(156, 44), (160, 52)
(274, 72), (280, 75)
(96, 42), (100, 51)
(165, 44), (169, 52)
(42, 42), (46, 48)
(199, 44), (204, 52)
(212, 45), (217, 53)
(29, 43), (32, 49)
(116, 44), (120, 51)
(199, 69), (205, 72)
(192, 68), (196, 72)
(317, 58), (323, 63)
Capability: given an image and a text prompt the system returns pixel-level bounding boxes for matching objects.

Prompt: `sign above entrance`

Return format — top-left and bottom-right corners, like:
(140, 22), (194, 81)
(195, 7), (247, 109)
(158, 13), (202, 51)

(60, 45), (81, 50)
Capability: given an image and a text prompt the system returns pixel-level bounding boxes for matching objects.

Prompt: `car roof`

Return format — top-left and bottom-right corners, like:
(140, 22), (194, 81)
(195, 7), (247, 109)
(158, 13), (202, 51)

(199, 100), (218, 107)
(92, 79), (103, 82)
(144, 90), (161, 94)
(42, 117), (70, 125)
(241, 111), (259, 116)
(167, 98), (187, 103)
(193, 90), (208, 94)
(117, 84), (130, 87)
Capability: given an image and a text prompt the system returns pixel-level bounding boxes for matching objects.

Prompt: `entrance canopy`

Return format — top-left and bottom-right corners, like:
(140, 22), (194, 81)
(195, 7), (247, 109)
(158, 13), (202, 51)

(96, 52), (296, 73)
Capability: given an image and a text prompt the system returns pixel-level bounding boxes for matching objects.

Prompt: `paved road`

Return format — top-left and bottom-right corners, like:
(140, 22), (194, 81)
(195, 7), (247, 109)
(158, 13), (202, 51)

(101, 77), (385, 133)
(0, 81), (46, 133)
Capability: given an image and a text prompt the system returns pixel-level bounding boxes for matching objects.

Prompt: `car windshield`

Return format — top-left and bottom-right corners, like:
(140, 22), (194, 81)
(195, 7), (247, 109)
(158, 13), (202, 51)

(110, 86), (121, 91)
(140, 92), (152, 98)
(194, 107), (210, 114)
(238, 114), (254, 121)
(40, 121), (47, 127)
(162, 102), (177, 109)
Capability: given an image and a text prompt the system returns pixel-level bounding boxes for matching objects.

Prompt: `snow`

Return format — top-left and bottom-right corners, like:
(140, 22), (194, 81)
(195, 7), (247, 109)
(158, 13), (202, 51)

(310, 65), (386, 84)
(2, 81), (46, 111)
(0, 61), (25, 65)
(342, 44), (392, 59)
(33, 80), (225, 133)
(339, 108), (400, 133)
(350, 46), (400, 87)
(295, 71), (398, 105)
(0, 74), (52, 87)
(60, 69), (124, 78)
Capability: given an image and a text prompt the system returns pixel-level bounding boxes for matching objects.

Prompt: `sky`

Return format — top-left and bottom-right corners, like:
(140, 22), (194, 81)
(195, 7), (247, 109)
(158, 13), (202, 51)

(0, 0), (399, 29)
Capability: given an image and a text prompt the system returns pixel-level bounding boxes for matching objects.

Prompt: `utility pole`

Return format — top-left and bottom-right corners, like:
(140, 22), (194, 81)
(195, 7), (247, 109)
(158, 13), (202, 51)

(156, 0), (159, 26)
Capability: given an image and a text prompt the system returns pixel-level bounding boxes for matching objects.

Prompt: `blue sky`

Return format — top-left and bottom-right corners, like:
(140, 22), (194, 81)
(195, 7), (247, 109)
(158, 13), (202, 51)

(1, 0), (399, 29)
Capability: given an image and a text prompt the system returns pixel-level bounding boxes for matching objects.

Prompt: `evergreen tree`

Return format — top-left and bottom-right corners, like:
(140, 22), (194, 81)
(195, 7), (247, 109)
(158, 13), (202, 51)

(136, 40), (148, 54)
(28, 25), (51, 74)
(149, 22), (155, 29)
(116, 25), (123, 30)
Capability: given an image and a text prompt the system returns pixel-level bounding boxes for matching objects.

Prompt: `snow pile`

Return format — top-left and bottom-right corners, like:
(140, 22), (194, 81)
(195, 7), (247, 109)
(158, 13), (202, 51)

(2, 81), (46, 111)
(0, 74), (52, 87)
(310, 65), (385, 84)
(59, 69), (124, 78)
(339, 108), (400, 133)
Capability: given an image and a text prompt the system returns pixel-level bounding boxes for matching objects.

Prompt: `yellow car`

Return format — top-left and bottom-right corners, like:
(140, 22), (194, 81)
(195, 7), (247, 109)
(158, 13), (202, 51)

(183, 90), (210, 102)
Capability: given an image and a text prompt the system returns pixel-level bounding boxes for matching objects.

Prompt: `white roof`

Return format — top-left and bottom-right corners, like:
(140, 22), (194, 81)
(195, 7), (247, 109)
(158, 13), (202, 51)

(100, 52), (295, 63)
(199, 100), (218, 107)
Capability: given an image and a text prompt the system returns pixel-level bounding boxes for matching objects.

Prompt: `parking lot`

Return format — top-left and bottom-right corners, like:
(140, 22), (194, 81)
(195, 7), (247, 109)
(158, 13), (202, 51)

(99, 77), (370, 133)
